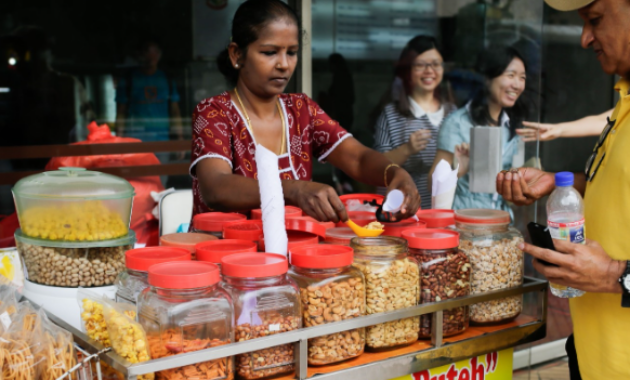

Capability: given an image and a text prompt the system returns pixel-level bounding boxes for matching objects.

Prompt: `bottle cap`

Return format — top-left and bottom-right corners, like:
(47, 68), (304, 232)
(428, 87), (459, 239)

(555, 172), (574, 187)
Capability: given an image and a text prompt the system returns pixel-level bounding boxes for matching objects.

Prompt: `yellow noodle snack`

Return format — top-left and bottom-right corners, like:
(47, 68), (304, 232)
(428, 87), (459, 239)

(364, 221), (384, 230)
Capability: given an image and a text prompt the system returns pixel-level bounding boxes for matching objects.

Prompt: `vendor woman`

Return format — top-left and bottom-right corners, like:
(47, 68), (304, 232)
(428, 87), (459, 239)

(190, 0), (420, 223)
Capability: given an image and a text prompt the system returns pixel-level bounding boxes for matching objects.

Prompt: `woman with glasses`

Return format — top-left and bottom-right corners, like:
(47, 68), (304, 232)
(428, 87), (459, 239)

(430, 46), (528, 212)
(373, 36), (456, 210)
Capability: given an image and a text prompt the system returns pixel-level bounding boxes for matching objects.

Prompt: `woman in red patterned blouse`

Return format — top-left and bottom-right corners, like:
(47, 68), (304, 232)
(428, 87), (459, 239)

(190, 0), (420, 222)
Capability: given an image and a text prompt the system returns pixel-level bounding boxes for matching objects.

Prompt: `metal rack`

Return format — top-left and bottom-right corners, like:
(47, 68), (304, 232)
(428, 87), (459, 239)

(41, 276), (547, 380)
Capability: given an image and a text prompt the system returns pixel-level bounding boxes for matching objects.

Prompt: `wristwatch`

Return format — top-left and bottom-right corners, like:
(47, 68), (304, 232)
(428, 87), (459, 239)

(618, 261), (630, 307)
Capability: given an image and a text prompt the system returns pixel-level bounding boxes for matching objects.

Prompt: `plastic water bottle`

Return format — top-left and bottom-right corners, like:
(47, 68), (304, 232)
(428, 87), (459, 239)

(546, 172), (586, 298)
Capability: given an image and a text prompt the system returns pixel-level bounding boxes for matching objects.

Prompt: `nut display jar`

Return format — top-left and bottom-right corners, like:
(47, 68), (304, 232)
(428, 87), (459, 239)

(160, 232), (217, 259)
(402, 228), (471, 338)
(15, 228), (134, 287)
(115, 247), (191, 305)
(12, 168), (134, 242)
(221, 253), (300, 379)
(193, 212), (247, 238)
(381, 219), (427, 238)
(196, 239), (258, 268)
(137, 261), (234, 380)
(454, 209), (524, 324)
(251, 206), (302, 220)
(323, 227), (357, 246)
(223, 221), (264, 249)
(351, 237), (420, 349)
(415, 210), (456, 229)
(288, 245), (366, 365)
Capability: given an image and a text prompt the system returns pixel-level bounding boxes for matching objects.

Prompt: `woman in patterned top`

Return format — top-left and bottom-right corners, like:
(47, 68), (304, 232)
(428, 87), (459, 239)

(373, 36), (456, 210)
(190, 0), (420, 223)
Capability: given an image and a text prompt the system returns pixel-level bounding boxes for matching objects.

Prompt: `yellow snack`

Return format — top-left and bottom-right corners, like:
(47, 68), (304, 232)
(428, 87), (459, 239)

(104, 307), (153, 380)
(81, 298), (111, 347)
(364, 221), (384, 230)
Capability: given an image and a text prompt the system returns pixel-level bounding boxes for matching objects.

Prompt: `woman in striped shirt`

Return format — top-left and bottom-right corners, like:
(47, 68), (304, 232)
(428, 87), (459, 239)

(373, 36), (456, 210)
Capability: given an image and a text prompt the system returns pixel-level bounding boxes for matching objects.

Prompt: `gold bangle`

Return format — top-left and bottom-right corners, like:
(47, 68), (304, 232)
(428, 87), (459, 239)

(384, 163), (401, 187)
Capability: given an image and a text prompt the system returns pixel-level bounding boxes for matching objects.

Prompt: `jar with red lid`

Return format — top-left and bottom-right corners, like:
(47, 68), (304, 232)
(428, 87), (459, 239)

(193, 212), (247, 238)
(160, 232), (217, 259)
(454, 209), (524, 324)
(324, 227), (357, 246)
(351, 237), (419, 349)
(115, 247), (191, 305)
(196, 239), (257, 268)
(137, 261), (233, 380)
(223, 220), (264, 250)
(416, 209), (456, 229)
(251, 206), (302, 220)
(288, 245), (366, 365)
(381, 219), (427, 238)
(221, 253), (301, 379)
(402, 229), (471, 338)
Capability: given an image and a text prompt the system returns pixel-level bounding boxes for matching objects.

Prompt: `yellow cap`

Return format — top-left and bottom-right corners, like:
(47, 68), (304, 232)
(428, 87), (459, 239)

(544, 0), (595, 11)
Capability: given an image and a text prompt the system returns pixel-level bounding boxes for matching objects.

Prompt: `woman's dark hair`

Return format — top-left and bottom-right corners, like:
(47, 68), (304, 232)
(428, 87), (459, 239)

(393, 35), (444, 118)
(217, 0), (300, 85)
(470, 46), (529, 138)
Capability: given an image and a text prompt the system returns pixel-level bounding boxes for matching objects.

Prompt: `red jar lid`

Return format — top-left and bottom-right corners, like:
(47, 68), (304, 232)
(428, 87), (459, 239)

(251, 206), (303, 220)
(289, 244), (354, 268)
(196, 239), (258, 264)
(382, 219), (427, 237)
(402, 228), (460, 250)
(336, 211), (376, 228)
(325, 227), (357, 245)
(416, 209), (455, 228)
(125, 247), (191, 272)
(193, 212), (247, 232)
(160, 233), (217, 253)
(259, 230), (320, 252)
(454, 209), (510, 225)
(287, 216), (335, 230)
(221, 253), (288, 278)
(223, 220), (264, 241)
(148, 261), (220, 289)
(286, 218), (327, 238)
(339, 193), (384, 207)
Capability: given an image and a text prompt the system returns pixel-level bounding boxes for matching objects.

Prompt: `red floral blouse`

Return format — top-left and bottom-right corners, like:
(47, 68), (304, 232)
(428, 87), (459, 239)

(189, 92), (351, 216)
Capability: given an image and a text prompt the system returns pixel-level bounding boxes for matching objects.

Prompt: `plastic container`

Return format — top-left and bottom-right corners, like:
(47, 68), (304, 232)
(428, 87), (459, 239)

(415, 210), (456, 229)
(15, 228), (134, 288)
(288, 245), (366, 365)
(195, 239), (257, 267)
(454, 209), (524, 325)
(286, 216), (335, 230)
(223, 220), (264, 249)
(335, 211), (376, 228)
(547, 172), (586, 298)
(324, 227), (357, 246)
(160, 232), (217, 259)
(12, 168), (134, 242)
(137, 261), (234, 380)
(221, 253), (300, 379)
(402, 228), (471, 338)
(351, 237), (420, 349)
(382, 219), (427, 238)
(115, 247), (191, 305)
(251, 206), (302, 220)
(193, 212), (247, 238)
(339, 194), (384, 209)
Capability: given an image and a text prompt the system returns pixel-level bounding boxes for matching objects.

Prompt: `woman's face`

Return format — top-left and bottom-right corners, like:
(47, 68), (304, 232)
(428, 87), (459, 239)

(410, 48), (444, 94)
(488, 57), (526, 109)
(235, 18), (299, 97)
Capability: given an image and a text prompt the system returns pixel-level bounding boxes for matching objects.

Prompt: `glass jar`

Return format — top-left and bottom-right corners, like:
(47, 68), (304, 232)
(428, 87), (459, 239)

(402, 229), (471, 338)
(324, 227), (357, 246)
(454, 209), (524, 325)
(193, 212), (247, 238)
(137, 261), (233, 380)
(160, 232), (217, 260)
(381, 219), (427, 238)
(288, 245), (366, 365)
(351, 237), (420, 350)
(115, 246), (191, 305)
(415, 210), (456, 229)
(196, 239), (257, 269)
(221, 253), (300, 379)
(223, 221), (264, 250)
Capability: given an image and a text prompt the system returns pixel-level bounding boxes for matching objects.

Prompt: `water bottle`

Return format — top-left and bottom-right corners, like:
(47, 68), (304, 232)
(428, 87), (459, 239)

(546, 172), (586, 298)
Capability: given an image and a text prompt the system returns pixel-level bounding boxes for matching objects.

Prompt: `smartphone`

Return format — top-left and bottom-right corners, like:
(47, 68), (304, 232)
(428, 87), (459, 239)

(526, 222), (556, 266)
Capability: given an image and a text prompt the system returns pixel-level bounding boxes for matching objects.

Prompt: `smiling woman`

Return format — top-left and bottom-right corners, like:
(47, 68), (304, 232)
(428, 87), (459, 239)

(189, 0), (421, 223)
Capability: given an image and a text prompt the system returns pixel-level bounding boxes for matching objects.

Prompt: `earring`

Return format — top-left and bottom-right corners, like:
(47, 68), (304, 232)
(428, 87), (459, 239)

(235, 63), (239, 69)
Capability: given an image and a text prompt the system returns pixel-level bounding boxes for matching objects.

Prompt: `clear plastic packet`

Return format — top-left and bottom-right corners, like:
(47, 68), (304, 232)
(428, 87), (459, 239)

(77, 288), (111, 347)
(39, 308), (78, 380)
(0, 284), (19, 335)
(0, 301), (46, 380)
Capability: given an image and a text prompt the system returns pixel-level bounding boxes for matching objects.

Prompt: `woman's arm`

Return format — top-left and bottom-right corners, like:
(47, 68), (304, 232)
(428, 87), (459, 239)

(517, 109), (612, 142)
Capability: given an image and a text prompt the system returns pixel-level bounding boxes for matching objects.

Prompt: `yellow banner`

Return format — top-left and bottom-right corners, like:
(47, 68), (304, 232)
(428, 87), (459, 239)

(391, 348), (513, 380)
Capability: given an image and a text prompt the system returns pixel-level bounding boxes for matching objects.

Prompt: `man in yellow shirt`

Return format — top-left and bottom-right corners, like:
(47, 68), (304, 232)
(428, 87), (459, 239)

(496, 0), (630, 378)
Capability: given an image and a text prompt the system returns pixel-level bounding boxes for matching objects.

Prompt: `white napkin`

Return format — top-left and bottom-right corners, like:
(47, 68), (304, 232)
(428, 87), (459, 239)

(431, 159), (458, 209)
(255, 145), (288, 256)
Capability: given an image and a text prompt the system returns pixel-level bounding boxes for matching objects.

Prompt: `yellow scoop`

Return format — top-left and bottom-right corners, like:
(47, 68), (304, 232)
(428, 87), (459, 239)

(346, 219), (384, 237)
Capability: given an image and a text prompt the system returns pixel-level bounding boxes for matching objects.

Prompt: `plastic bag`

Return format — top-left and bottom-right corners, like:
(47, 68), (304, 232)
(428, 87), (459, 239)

(38, 308), (78, 380)
(0, 301), (45, 380)
(77, 289), (111, 347)
(0, 247), (25, 291)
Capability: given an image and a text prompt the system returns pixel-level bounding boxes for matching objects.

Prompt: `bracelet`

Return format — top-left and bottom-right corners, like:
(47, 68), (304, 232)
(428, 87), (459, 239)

(384, 163), (401, 187)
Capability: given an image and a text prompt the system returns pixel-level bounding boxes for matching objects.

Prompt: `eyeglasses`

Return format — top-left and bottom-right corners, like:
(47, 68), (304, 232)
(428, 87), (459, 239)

(584, 117), (615, 182)
(412, 61), (444, 72)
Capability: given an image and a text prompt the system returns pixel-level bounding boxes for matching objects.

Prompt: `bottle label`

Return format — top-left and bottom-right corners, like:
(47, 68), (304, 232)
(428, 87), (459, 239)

(548, 219), (585, 244)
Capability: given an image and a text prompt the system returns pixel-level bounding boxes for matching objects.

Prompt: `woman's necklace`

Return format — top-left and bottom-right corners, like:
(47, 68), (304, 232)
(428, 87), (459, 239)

(234, 87), (286, 155)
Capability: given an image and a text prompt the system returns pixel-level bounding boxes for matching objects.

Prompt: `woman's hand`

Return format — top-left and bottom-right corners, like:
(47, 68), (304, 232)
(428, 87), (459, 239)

(407, 129), (432, 154)
(386, 167), (421, 219)
(517, 121), (563, 142)
(454, 143), (470, 178)
(284, 181), (348, 223)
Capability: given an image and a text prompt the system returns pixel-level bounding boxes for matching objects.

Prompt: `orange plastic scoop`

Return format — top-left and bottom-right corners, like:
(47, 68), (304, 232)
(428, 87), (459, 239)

(346, 219), (384, 237)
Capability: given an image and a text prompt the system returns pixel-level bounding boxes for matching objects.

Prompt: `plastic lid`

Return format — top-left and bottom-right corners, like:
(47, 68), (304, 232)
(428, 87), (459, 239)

(286, 218), (327, 238)
(339, 193), (384, 206)
(259, 230), (320, 252)
(251, 206), (302, 220)
(289, 245), (354, 268)
(12, 168), (135, 200)
(148, 261), (220, 289)
(193, 212), (247, 232)
(160, 233), (217, 253)
(196, 239), (258, 264)
(416, 209), (456, 228)
(325, 227), (357, 245)
(402, 228), (460, 249)
(221, 253), (288, 278)
(287, 216), (335, 230)
(555, 172), (574, 187)
(125, 247), (191, 272)
(14, 228), (136, 248)
(382, 219), (427, 237)
(454, 209), (510, 225)
(223, 220), (264, 241)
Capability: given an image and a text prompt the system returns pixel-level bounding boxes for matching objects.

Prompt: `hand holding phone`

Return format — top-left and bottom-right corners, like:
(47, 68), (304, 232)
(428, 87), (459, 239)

(526, 222), (557, 266)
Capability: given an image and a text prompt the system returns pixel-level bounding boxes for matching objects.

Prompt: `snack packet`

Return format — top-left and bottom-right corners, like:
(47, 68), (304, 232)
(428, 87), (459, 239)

(39, 308), (78, 380)
(77, 289), (111, 347)
(1, 301), (46, 380)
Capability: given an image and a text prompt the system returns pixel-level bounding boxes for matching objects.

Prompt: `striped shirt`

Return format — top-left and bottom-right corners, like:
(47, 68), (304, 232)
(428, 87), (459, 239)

(374, 99), (456, 210)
